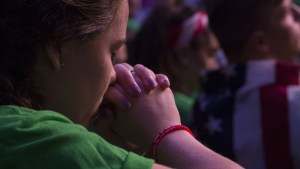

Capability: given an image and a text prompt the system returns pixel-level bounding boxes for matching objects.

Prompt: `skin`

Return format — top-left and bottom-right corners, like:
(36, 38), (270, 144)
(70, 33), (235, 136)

(34, 0), (168, 133)
(243, 0), (300, 62)
(265, 0), (300, 60)
(33, 0), (242, 168)
(197, 31), (221, 70)
(175, 30), (221, 95)
(33, 0), (133, 127)
(114, 45), (129, 63)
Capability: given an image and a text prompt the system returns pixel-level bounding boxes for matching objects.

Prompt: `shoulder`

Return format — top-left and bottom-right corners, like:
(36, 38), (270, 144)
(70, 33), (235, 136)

(0, 105), (154, 169)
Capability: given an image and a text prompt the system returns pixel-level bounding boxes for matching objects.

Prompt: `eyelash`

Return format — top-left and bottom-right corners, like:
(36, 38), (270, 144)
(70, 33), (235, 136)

(111, 52), (117, 63)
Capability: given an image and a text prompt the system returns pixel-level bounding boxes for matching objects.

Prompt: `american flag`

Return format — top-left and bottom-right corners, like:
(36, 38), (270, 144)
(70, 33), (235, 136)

(191, 59), (300, 169)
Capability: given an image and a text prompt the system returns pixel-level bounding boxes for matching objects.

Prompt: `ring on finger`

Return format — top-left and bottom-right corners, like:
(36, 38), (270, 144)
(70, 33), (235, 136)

(130, 70), (137, 76)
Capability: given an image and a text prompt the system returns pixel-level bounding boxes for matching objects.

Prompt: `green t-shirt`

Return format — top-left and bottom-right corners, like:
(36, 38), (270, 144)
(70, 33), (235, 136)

(0, 105), (154, 169)
(174, 92), (195, 125)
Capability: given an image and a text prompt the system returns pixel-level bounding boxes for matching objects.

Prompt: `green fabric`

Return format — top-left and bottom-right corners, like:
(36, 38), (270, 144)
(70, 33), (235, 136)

(174, 92), (195, 125)
(0, 105), (154, 169)
(127, 18), (140, 33)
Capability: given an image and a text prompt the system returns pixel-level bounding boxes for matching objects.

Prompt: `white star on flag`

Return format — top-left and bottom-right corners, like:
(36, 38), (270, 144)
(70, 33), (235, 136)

(206, 115), (223, 135)
(223, 65), (237, 79)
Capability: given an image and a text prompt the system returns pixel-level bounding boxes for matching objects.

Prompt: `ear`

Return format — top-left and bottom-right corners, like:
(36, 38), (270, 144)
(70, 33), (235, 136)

(248, 31), (270, 56)
(46, 43), (62, 71)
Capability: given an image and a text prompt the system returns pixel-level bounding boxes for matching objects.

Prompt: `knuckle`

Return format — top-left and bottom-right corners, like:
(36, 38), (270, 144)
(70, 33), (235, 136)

(134, 64), (144, 69)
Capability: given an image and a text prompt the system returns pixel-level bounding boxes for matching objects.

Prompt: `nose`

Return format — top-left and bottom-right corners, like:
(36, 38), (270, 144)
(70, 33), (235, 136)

(109, 68), (117, 85)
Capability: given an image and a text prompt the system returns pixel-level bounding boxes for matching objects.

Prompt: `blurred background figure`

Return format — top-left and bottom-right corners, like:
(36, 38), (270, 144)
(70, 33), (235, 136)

(128, 0), (224, 125)
(191, 0), (300, 169)
(128, 0), (142, 40)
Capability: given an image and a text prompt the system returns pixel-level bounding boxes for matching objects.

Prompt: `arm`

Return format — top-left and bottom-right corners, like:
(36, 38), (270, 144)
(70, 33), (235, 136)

(111, 86), (242, 169)
(100, 64), (243, 169)
(152, 164), (171, 169)
(154, 131), (242, 169)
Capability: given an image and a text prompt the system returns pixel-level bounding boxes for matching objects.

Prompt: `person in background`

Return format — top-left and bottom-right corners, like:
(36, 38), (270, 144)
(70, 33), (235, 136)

(191, 0), (300, 169)
(129, 1), (222, 125)
(0, 0), (243, 168)
(127, 0), (142, 40)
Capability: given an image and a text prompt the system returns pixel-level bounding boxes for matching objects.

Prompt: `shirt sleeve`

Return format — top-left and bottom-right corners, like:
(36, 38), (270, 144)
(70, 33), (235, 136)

(122, 152), (154, 169)
(0, 107), (154, 169)
(36, 120), (155, 169)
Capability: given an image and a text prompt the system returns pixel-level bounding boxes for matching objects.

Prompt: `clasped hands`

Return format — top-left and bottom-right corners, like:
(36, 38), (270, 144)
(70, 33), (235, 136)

(92, 63), (181, 154)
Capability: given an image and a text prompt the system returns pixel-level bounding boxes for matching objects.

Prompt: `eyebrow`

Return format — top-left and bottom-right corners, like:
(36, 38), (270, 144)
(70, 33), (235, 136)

(111, 39), (126, 51)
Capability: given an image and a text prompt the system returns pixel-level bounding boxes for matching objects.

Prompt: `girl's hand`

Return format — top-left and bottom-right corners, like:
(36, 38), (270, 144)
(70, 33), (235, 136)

(104, 63), (170, 109)
(104, 64), (181, 149)
(92, 63), (175, 151)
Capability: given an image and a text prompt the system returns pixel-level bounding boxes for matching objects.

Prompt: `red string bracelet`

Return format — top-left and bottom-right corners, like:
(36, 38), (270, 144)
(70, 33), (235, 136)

(149, 125), (194, 161)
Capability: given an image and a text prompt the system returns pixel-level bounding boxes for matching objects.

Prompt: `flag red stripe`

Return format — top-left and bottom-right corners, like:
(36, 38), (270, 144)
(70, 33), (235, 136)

(276, 62), (300, 85)
(260, 85), (294, 169)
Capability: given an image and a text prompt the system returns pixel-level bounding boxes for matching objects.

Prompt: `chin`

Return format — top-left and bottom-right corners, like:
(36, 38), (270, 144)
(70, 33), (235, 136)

(90, 97), (104, 117)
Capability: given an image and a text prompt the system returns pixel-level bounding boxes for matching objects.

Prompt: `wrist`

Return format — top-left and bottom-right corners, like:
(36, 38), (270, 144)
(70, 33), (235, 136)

(149, 125), (194, 161)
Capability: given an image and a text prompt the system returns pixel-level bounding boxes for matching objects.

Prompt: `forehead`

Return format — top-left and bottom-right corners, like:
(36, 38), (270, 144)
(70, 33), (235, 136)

(107, 0), (129, 39)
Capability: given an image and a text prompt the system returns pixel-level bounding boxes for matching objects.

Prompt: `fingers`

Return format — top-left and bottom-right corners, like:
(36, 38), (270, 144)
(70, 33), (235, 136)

(119, 62), (134, 70)
(114, 63), (142, 97)
(155, 74), (170, 90)
(104, 84), (132, 109)
(134, 64), (157, 90)
(133, 64), (170, 90)
(91, 105), (114, 131)
(111, 63), (171, 110)
(92, 106), (140, 152)
(114, 63), (158, 96)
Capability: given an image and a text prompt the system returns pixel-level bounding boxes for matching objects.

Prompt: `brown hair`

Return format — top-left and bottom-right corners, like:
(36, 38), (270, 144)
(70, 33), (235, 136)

(129, 2), (213, 94)
(204, 0), (282, 62)
(127, 1), (179, 69)
(0, 0), (120, 109)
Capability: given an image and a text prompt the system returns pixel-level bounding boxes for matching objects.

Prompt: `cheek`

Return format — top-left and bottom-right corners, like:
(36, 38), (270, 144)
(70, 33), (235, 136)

(284, 25), (300, 52)
(95, 59), (114, 97)
(271, 23), (300, 59)
(271, 22), (298, 46)
(282, 19), (300, 44)
(97, 68), (112, 93)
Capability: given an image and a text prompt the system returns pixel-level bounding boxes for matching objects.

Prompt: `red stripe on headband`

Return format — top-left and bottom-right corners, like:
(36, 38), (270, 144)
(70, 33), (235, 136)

(167, 25), (182, 51)
(193, 12), (208, 37)
(167, 10), (209, 51)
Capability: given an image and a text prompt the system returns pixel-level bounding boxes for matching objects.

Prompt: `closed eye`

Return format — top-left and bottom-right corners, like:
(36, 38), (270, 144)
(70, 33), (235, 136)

(110, 39), (126, 64)
(111, 51), (117, 64)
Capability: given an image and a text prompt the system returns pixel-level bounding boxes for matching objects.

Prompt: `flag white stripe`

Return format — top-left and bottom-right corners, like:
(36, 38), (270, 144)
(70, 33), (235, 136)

(233, 60), (277, 169)
(287, 86), (300, 169)
(238, 60), (276, 94)
(234, 89), (265, 169)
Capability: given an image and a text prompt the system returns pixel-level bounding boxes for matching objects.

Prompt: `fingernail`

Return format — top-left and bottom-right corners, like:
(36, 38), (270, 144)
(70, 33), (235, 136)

(122, 100), (131, 109)
(147, 79), (156, 88)
(163, 79), (169, 85)
(131, 85), (141, 96)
